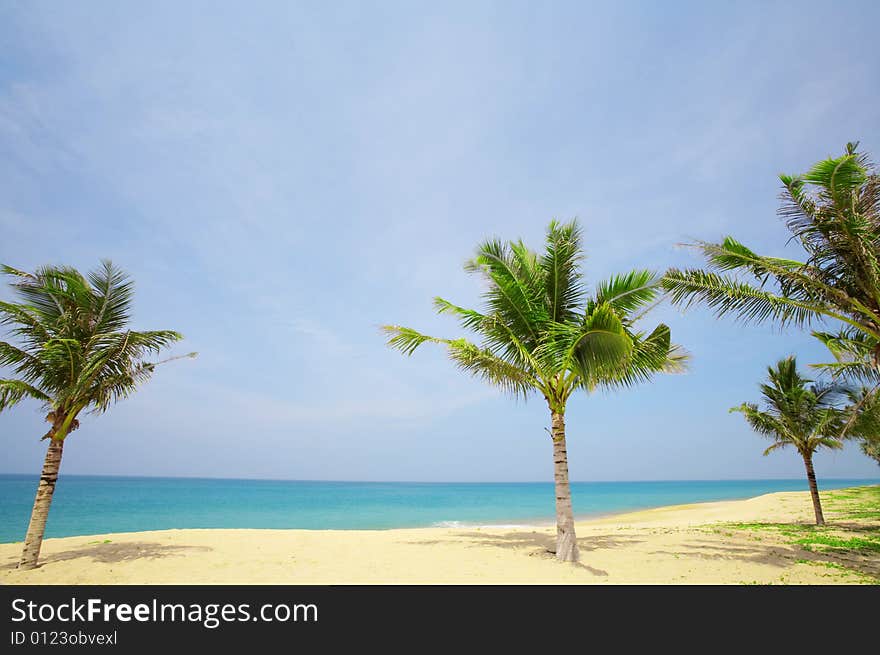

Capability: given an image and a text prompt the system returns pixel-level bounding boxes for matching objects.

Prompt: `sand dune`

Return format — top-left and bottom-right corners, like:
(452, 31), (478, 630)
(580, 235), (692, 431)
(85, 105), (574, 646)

(2, 489), (877, 584)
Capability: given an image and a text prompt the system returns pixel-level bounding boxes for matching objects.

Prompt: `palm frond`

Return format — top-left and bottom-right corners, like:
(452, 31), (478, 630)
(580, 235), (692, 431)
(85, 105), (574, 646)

(812, 328), (874, 358)
(4, 265), (89, 326)
(561, 302), (632, 379)
(464, 238), (547, 346)
(698, 237), (804, 276)
(595, 270), (661, 316)
(803, 152), (867, 205)
(762, 442), (788, 456)
(662, 268), (861, 332)
(89, 362), (157, 414)
(598, 324), (688, 390)
(734, 356), (856, 458)
(383, 219), (684, 410)
(811, 360), (880, 384)
(432, 297), (486, 333)
(860, 436), (880, 465)
(811, 328), (880, 383)
(838, 386), (880, 441)
(0, 379), (51, 411)
(382, 325), (539, 397)
(382, 325), (444, 357)
(665, 144), (880, 384)
(445, 338), (537, 398)
(815, 436), (845, 451)
(0, 301), (53, 346)
(87, 260), (134, 334)
(540, 220), (585, 323)
(0, 262), (187, 430)
(0, 340), (46, 382)
(730, 402), (783, 437)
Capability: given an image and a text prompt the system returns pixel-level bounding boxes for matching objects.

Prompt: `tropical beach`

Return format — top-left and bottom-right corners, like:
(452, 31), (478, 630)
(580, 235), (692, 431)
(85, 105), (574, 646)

(2, 486), (877, 585)
(3, 160), (880, 578)
(2, 2), (880, 603)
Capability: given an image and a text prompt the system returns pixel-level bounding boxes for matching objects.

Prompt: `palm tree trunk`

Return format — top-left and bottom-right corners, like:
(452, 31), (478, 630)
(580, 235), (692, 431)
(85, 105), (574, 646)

(551, 410), (579, 562)
(19, 438), (64, 569)
(802, 453), (825, 526)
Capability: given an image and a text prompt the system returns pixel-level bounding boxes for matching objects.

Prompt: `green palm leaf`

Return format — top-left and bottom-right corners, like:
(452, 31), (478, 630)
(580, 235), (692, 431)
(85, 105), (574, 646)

(0, 261), (190, 433)
(0, 379), (51, 411)
(731, 356), (861, 459)
(383, 219), (684, 407)
(383, 219), (687, 562)
(540, 220), (586, 323)
(664, 143), (880, 385)
(595, 270), (661, 316)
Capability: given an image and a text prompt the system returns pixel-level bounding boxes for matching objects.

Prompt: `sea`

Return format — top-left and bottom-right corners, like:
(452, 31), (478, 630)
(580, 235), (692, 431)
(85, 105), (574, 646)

(0, 475), (877, 543)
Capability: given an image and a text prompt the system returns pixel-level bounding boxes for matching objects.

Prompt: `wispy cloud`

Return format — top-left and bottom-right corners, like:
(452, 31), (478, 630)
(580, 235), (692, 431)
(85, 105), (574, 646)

(286, 318), (352, 358)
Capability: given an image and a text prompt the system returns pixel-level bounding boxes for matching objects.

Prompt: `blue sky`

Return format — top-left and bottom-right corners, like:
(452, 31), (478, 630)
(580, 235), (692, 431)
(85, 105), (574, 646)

(1, 1), (879, 482)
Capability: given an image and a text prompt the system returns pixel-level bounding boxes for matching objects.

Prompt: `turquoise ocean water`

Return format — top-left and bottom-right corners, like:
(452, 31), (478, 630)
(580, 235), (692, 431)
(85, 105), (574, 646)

(0, 475), (877, 543)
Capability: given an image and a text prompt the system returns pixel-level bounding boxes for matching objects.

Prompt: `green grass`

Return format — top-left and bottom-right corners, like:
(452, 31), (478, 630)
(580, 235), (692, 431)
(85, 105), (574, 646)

(721, 522), (813, 538)
(846, 510), (880, 519)
(794, 534), (880, 553)
(724, 522), (808, 531)
(825, 486), (880, 515)
(719, 485), (880, 584)
(794, 559), (880, 584)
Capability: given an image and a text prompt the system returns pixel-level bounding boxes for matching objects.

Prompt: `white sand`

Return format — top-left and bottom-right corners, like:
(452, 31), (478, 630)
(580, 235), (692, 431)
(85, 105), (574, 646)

(2, 489), (876, 584)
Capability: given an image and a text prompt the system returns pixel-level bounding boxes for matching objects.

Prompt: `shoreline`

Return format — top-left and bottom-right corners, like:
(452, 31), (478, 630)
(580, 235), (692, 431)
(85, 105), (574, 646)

(3, 479), (876, 544)
(2, 486), (877, 584)
(0, 493), (816, 544)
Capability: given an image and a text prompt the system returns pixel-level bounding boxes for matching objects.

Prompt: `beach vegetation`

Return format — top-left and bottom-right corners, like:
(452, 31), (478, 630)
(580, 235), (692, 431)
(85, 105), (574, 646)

(0, 262), (192, 569)
(861, 437), (880, 466)
(663, 143), (880, 465)
(731, 356), (859, 525)
(721, 486), (879, 583)
(382, 220), (686, 562)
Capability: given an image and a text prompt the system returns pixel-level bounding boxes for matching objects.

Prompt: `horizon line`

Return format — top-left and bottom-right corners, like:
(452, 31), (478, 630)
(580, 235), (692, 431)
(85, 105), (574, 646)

(1, 472), (878, 485)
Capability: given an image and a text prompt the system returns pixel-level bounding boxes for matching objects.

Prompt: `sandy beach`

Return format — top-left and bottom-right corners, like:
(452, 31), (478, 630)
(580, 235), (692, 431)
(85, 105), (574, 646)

(2, 487), (877, 585)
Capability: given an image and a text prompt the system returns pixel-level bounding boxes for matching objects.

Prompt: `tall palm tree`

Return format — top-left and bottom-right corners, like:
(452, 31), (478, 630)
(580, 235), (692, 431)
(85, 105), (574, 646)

(383, 220), (687, 562)
(663, 143), (880, 385)
(0, 262), (192, 569)
(731, 356), (847, 526)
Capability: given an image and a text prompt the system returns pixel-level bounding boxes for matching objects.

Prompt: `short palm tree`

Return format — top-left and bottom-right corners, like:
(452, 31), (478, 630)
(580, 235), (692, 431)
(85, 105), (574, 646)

(663, 143), (880, 385)
(731, 356), (846, 525)
(383, 220), (687, 562)
(0, 262), (192, 569)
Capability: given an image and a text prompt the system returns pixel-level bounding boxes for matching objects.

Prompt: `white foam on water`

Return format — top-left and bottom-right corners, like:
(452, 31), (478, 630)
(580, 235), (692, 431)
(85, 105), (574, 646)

(430, 520), (544, 529)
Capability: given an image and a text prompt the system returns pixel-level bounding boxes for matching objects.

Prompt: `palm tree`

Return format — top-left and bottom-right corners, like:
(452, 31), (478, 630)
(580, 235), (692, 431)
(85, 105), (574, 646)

(383, 220), (686, 562)
(663, 143), (880, 385)
(0, 262), (192, 569)
(731, 356), (847, 526)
